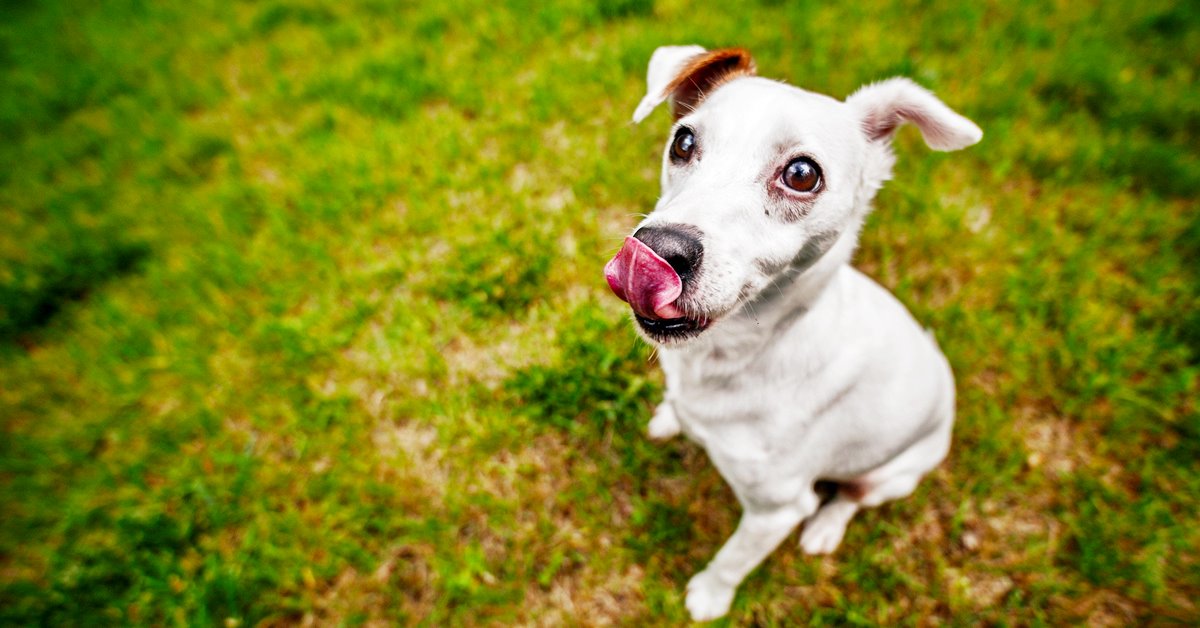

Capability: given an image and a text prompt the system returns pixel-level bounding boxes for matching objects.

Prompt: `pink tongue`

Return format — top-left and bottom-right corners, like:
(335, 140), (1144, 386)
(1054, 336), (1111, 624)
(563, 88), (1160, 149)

(603, 236), (685, 320)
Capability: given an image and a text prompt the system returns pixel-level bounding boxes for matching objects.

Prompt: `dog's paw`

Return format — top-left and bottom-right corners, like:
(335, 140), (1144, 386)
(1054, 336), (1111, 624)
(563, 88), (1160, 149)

(685, 570), (735, 622)
(647, 402), (681, 440)
(799, 513), (849, 555)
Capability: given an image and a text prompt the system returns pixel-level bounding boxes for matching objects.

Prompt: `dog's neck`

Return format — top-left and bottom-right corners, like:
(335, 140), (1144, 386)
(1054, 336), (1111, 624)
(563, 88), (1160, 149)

(672, 222), (862, 358)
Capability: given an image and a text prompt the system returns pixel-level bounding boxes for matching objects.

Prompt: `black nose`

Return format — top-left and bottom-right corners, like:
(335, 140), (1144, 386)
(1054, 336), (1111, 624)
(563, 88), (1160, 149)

(633, 224), (704, 283)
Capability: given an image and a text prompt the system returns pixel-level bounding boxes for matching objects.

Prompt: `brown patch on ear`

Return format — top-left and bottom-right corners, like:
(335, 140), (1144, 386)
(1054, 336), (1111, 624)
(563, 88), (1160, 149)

(663, 48), (756, 119)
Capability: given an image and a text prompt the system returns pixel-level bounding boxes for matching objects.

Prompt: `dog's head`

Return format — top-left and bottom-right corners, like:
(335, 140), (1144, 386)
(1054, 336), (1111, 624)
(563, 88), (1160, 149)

(605, 45), (981, 345)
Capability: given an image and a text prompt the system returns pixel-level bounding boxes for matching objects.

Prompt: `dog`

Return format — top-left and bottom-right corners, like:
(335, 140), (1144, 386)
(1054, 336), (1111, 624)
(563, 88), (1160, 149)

(603, 45), (981, 621)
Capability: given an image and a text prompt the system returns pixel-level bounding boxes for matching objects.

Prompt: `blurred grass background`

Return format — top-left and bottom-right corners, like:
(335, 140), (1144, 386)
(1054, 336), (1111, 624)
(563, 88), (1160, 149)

(1, 0), (1197, 624)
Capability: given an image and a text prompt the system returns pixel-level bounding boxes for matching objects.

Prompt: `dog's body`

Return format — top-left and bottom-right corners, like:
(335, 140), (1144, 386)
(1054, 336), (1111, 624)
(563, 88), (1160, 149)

(604, 46), (980, 620)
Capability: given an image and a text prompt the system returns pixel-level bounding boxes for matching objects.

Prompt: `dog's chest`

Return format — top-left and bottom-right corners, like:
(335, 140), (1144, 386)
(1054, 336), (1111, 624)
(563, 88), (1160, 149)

(669, 346), (771, 426)
(665, 336), (809, 430)
(665, 347), (805, 500)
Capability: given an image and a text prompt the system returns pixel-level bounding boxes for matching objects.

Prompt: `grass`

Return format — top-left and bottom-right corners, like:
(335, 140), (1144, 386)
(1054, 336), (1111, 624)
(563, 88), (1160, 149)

(1, 0), (1197, 624)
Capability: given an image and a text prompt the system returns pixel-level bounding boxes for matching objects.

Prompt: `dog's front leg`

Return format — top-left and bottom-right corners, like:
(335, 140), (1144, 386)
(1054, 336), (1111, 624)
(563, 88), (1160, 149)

(647, 364), (682, 440)
(685, 497), (815, 620)
(647, 400), (681, 440)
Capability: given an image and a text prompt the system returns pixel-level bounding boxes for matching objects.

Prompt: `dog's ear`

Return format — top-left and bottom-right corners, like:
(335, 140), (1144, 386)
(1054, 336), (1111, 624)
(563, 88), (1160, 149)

(632, 46), (756, 123)
(846, 78), (982, 151)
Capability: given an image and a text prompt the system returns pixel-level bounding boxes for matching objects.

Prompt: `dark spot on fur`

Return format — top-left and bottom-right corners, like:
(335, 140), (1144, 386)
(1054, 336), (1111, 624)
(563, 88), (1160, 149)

(814, 480), (839, 504)
(772, 303), (808, 333)
(754, 257), (788, 277)
(813, 378), (856, 418)
(765, 195), (815, 223)
(790, 231), (838, 275)
(840, 480), (870, 502)
(737, 280), (759, 302)
(701, 372), (739, 391)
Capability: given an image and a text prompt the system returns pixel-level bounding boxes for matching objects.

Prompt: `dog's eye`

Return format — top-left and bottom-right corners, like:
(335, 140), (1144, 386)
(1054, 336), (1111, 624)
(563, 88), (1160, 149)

(782, 158), (821, 192)
(671, 128), (696, 162)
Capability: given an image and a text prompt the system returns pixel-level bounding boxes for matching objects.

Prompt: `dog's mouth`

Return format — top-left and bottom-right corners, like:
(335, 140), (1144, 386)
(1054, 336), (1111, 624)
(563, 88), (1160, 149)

(634, 312), (712, 342)
(605, 236), (716, 342)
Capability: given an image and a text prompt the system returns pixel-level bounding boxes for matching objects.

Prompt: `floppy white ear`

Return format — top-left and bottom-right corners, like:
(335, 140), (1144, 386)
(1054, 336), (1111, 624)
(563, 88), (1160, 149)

(631, 45), (707, 123)
(846, 77), (982, 151)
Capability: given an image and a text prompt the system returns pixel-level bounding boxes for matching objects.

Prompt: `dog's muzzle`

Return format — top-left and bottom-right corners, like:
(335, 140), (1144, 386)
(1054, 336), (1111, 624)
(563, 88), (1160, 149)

(604, 236), (685, 319)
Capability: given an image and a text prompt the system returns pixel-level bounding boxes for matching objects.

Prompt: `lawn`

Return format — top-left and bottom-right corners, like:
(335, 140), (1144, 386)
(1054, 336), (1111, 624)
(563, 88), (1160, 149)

(1, 0), (1197, 624)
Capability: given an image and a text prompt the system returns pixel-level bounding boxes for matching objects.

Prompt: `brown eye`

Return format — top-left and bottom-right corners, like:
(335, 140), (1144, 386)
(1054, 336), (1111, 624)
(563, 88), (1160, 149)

(782, 158), (821, 192)
(671, 128), (696, 162)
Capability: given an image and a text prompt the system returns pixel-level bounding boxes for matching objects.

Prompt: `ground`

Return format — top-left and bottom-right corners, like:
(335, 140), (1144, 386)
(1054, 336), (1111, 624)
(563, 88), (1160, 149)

(1, 0), (1198, 625)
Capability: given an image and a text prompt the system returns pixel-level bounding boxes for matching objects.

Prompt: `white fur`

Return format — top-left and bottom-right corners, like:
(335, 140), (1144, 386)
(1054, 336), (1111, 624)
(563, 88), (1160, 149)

(632, 45), (707, 123)
(625, 46), (980, 621)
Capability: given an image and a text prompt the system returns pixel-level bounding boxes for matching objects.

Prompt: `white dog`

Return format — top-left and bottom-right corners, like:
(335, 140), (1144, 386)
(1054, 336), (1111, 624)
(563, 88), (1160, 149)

(604, 46), (981, 621)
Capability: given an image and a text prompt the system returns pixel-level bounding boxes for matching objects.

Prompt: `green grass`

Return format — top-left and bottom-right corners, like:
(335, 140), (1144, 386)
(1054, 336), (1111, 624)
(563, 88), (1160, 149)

(1, 0), (1197, 624)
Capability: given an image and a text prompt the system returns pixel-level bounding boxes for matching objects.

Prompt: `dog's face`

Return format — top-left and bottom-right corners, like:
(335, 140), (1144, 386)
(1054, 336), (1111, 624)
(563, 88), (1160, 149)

(605, 46), (981, 345)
